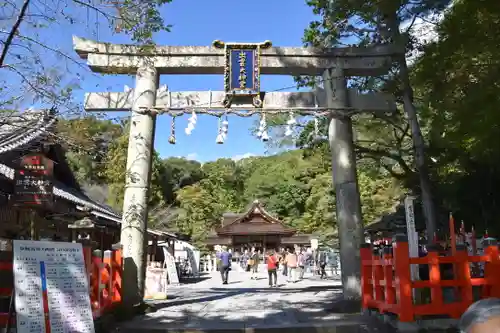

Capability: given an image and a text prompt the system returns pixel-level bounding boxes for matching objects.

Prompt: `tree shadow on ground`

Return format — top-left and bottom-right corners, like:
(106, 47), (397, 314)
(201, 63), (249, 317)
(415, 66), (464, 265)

(152, 285), (344, 310)
(112, 284), (400, 333)
(116, 308), (390, 333)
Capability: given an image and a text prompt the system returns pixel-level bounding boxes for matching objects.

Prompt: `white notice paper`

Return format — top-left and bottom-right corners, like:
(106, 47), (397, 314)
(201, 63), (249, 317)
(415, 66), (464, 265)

(13, 240), (95, 333)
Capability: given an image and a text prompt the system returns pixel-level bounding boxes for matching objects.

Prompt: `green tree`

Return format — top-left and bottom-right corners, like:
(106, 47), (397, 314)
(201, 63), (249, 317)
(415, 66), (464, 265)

(103, 127), (166, 217)
(199, 158), (244, 212)
(161, 157), (204, 204)
(56, 116), (122, 184)
(174, 184), (222, 250)
(301, 0), (454, 237)
(1, 0), (173, 111)
(411, 0), (500, 234)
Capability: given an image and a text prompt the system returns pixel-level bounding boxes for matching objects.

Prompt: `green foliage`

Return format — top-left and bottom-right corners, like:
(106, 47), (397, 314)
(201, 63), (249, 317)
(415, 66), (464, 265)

(57, 116), (404, 244)
(56, 116), (122, 184)
(102, 126), (166, 217)
(174, 184), (221, 250)
(161, 157), (204, 204)
(410, 0), (500, 233)
(296, 0), (500, 236)
(113, 0), (174, 43)
(0, 0), (173, 111)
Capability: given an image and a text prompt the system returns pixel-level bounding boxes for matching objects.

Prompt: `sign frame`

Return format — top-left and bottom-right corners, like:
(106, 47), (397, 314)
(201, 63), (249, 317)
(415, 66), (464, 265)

(213, 40), (272, 108)
(12, 153), (54, 208)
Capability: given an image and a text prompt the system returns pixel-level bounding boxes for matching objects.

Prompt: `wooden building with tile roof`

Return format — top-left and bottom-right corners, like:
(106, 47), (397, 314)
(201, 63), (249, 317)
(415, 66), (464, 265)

(0, 109), (181, 251)
(205, 200), (312, 251)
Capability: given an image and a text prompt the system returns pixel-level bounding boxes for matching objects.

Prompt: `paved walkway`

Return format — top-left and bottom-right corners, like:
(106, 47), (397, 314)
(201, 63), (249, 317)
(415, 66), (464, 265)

(117, 268), (391, 332)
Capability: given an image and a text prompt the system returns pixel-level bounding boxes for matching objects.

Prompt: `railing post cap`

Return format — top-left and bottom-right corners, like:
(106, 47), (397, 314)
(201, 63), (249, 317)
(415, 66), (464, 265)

(392, 234), (408, 243)
(482, 238), (497, 247)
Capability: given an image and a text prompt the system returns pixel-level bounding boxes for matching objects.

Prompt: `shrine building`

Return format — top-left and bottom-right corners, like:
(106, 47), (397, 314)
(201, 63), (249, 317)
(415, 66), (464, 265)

(205, 200), (312, 253)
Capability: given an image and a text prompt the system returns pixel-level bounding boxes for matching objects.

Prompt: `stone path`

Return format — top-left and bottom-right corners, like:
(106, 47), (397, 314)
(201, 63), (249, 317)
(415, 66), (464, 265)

(118, 269), (390, 332)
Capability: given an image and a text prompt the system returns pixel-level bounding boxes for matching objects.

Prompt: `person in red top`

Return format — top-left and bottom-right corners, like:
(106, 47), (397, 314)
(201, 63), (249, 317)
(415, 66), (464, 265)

(267, 249), (279, 287)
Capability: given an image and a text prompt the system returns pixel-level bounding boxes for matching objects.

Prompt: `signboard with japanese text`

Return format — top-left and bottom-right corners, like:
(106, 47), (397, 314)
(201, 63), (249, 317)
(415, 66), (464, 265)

(212, 40), (272, 108)
(13, 154), (54, 207)
(13, 240), (95, 333)
(404, 196), (420, 282)
(162, 247), (179, 285)
(144, 262), (167, 300)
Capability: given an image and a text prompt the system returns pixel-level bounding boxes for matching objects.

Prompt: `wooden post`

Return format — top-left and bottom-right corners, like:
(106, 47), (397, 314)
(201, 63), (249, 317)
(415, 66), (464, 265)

(103, 250), (113, 310)
(455, 244), (473, 317)
(111, 244), (123, 304)
(263, 235), (266, 261)
(449, 213), (456, 256)
(427, 245), (443, 309)
(483, 238), (500, 297)
(100, 228), (105, 250)
(392, 234), (413, 322)
(383, 247), (396, 306)
(29, 210), (37, 240)
(151, 236), (158, 262)
(360, 243), (373, 309)
(372, 248), (384, 305)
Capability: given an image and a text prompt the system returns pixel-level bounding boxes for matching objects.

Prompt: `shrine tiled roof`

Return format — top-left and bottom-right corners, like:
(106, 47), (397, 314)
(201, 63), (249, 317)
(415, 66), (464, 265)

(0, 109), (121, 223)
(0, 109), (57, 153)
(216, 199), (295, 236)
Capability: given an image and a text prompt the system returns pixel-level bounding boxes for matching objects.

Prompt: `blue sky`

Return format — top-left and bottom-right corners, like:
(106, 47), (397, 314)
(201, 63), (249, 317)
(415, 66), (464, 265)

(11, 0), (318, 162)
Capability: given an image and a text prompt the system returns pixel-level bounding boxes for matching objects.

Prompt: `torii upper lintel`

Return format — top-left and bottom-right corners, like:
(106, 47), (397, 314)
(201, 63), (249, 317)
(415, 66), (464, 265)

(72, 36), (398, 76)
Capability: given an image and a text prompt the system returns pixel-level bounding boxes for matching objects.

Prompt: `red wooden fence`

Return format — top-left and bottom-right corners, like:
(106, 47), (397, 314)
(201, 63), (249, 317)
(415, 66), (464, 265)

(0, 246), (123, 326)
(361, 235), (500, 322)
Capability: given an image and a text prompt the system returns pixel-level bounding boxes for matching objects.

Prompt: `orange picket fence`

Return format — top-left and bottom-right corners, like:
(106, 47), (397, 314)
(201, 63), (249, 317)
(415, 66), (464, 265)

(361, 235), (500, 322)
(0, 246), (123, 327)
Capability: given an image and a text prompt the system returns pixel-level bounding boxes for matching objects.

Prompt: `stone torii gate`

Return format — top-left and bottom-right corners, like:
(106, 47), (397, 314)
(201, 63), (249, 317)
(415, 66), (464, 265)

(73, 36), (397, 304)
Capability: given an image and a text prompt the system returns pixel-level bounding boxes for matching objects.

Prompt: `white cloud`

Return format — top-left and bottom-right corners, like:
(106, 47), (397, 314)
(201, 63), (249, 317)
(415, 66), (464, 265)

(232, 153), (256, 161)
(185, 153), (198, 160)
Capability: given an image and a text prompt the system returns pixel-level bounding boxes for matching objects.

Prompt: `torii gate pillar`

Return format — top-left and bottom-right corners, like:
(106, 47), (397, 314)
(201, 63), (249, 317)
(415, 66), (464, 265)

(324, 66), (364, 299)
(121, 66), (158, 306)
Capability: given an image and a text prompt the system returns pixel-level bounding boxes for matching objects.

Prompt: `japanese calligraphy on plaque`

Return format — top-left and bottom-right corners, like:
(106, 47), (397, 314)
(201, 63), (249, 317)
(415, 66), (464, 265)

(13, 240), (95, 333)
(213, 40), (272, 108)
(13, 153), (54, 207)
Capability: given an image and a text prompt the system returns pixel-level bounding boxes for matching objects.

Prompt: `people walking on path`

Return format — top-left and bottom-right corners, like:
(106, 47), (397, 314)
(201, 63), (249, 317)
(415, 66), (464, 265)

(281, 248), (288, 277)
(286, 249), (298, 283)
(298, 249), (306, 280)
(240, 249), (250, 272)
(217, 246), (232, 284)
(319, 250), (327, 279)
(266, 249), (278, 287)
(250, 247), (260, 280)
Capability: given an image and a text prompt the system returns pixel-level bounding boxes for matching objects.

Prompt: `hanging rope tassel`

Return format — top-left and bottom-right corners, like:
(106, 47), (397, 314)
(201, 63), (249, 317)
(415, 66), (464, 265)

(221, 114), (229, 140)
(168, 116), (176, 144)
(216, 116), (224, 144)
